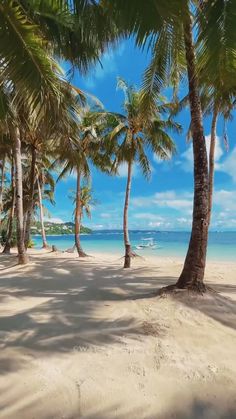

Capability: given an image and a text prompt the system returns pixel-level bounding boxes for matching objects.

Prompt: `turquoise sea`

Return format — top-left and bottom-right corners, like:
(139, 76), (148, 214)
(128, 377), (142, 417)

(32, 230), (236, 262)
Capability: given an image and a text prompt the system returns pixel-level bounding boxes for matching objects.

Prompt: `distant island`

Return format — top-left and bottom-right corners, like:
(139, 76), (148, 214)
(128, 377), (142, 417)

(31, 222), (92, 236)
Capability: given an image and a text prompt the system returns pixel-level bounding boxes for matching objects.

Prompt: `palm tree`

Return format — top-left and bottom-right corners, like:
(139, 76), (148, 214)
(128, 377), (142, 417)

(2, 156), (16, 254)
(12, 126), (29, 264)
(0, 1), (117, 113)
(200, 93), (235, 225)
(55, 109), (111, 257)
(196, 0), (236, 224)
(0, 133), (12, 221)
(99, 78), (177, 268)
(0, 159), (5, 215)
(0, 0), (117, 264)
(101, 0), (236, 289)
(69, 183), (96, 253)
(35, 160), (55, 249)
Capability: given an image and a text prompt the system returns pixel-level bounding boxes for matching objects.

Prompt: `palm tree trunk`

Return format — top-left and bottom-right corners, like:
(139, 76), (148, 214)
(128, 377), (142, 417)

(12, 127), (28, 264)
(24, 145), (37, 249)
(0, 157), (5, 215)
(176, 12), (209, 291)
(37, 177), (48, 248)
(75, 170), (87, 257)
(208, 102), (219, 224)
(123, 161), (132, 268)
(2, 156), (15, 254)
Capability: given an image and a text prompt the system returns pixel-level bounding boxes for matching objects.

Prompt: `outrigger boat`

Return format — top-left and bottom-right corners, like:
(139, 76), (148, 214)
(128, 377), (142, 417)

(135, 237), (157, 250)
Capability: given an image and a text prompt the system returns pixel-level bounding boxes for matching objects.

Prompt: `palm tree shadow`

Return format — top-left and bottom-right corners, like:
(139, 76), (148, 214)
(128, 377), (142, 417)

(0, 253), (235, 359)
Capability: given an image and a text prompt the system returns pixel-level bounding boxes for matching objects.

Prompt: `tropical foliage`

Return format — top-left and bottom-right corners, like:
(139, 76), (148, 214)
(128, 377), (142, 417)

(96, 78), (177, 267)
(0, 0), (235, 291)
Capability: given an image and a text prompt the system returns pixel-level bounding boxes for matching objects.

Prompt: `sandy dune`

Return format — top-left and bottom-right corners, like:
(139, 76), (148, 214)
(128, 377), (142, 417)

(0, 249), (235, 418)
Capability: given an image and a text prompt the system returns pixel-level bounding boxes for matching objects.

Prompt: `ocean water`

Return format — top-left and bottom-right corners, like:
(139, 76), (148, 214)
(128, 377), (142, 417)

(32, 230), (236, 262)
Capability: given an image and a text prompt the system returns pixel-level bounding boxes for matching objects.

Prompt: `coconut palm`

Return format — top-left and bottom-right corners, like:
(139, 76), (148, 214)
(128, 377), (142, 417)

(0, 1), (117, 114)
(0, 133), (12, 219)
(1, 156), (15, 254)
(101, 0), (236, 289)
(196, 0), (236, 224)
(69, 183), (97, 252)
(22, 150), (55, 250)
(0, 0), (117, 264)
(54, 109), (111, 256)
(98, 78), (177, 268)
(35, 159), (55, 249)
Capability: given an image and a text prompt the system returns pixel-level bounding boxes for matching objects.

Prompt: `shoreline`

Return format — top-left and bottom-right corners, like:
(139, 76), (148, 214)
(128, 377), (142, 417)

(5, 247), (236, 267)
(30, 231), (236, 263)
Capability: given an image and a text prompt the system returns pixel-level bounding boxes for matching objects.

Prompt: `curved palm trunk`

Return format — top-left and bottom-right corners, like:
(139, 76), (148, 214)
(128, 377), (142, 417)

(0, 157), (5, 217)
(123, 161), (132, 268)
(37, 177), (48, 249)
(3, 156), (16, 254)
(12, 128), (28, 264)
(208, 103), (219, 224)
(24, 145), (37, 249)
(75, 170), (87, 257)
(176, 12), (209, 291)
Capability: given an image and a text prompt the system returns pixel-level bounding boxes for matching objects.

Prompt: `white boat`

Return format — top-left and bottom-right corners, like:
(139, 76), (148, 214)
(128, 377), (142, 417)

(135, 238), (157, 250)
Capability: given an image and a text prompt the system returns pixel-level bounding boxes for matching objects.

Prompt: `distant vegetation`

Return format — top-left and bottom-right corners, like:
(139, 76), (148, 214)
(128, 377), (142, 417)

(31, 222), (92, 236)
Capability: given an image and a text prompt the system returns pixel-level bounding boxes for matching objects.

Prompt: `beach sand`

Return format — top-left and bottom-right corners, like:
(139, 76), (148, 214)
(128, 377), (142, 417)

(0, 249), (235, 419)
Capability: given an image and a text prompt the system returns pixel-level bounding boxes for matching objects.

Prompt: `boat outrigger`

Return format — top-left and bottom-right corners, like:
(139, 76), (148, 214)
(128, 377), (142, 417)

(135, 238), (157, 250)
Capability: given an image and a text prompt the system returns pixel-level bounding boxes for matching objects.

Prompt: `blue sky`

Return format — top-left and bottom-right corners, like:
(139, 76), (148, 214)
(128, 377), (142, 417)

(47, 39), (236, 231)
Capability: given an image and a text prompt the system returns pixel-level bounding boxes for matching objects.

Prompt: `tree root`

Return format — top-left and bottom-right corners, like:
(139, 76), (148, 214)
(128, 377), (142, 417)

(78, 252), (90, 258)
(158, 282), (215, 297)
(42, 244), (52, 250)
(130, 251), (143, 258)
(118, 251), (144, 261)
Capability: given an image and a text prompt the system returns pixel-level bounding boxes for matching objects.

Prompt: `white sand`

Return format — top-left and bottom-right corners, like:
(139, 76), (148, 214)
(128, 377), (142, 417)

(0, 249), (235, 419)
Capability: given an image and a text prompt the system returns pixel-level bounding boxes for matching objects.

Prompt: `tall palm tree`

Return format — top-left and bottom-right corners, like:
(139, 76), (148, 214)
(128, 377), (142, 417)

(2, 156), (16, 254)
(54, 109), (111, 256)
(101, 0), (236, 289)
(199, 92), (235, 225)
(35, 159), (55, 249)
(0, 0), (117, 264)
(69, 183), (96, 252)
(0, 133), (12, 221)
(196, 0), (236, 224)
(99, 78), (177, 268)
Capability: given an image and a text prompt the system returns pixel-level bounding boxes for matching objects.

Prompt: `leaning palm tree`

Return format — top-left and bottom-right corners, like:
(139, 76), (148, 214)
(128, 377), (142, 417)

(100, 78), (177, 268)
(0, 1), (117, 114)
(101, 0), (236, 289)
(0, 0), (117, 264)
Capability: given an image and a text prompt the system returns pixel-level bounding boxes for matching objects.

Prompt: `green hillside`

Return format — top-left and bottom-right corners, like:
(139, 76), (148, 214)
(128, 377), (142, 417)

(31, 222), (92, 235)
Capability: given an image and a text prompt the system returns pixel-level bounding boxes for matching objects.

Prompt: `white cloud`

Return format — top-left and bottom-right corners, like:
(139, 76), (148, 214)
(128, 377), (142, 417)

(134, 213), (165, 221)
(132, 190), (193, 213)
(83, 44), (125, 89)
(148, 221), (169, 228)
(89, 224), (104, 229)
(214, 189), (236, 211)
(177, 135), (236, 184)
(117, 162), (138, 178)
(217, 147), (236, 183)
(129, 188), (236, 230)
(100, 213), (111, 218)
(177, 134), (224, 173)
(44, 217), (64, 224)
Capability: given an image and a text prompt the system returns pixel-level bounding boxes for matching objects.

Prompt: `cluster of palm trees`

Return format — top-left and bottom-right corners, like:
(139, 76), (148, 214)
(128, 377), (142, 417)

(1, 1), (236, 292)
